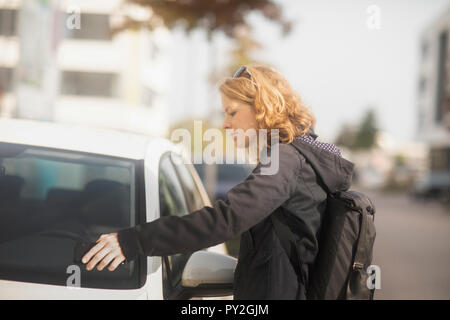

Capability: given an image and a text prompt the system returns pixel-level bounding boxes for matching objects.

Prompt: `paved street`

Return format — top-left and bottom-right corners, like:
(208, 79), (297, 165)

(359, 187), (450, 299)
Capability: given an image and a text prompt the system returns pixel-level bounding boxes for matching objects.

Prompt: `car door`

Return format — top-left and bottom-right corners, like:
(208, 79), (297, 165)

(157, 152), (194, 299)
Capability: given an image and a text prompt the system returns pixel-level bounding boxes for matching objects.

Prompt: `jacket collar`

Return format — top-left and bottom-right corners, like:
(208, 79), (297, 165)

(290, 137), (354, 194)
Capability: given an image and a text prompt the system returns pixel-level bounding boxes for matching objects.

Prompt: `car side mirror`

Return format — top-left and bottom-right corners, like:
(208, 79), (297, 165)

(178, 251), (237, 299)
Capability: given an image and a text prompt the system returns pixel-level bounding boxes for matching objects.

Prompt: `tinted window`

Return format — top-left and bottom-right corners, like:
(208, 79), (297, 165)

(171, 154), (204, 212)
(0, 143), (144, 289)
(158, 153), (192, 294)
(158, 154), (189, 217)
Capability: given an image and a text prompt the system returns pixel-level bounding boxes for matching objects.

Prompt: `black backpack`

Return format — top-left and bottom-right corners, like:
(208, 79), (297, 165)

(270, 147), (377, 300)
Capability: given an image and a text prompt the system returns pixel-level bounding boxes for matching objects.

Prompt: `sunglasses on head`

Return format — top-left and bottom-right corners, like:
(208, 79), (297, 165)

(232, 66), (257, 87)
(233, 66), (249, 78)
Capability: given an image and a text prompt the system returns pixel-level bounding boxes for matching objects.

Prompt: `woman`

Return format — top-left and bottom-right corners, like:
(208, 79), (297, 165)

(81, 65), (354, 299)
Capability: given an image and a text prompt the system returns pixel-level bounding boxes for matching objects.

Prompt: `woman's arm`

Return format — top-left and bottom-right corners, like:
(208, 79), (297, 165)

(82, 144), (303, 271)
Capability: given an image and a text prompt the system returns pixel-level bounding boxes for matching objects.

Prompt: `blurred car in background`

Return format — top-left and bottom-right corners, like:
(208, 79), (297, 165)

(409, 171), (450, 204)
(194, 163), (255, 202)
(0, 119), (235, 300)
(193, 163), (255, 258)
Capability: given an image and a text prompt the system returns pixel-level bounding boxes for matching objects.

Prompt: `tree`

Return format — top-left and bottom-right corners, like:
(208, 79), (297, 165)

(354, 108), (378, 150)
(208, 25), (265, 85)
(168, 118), (222, 155)
(118, 0), (291, 40)
(334, 123), (358, 150)
(334, 108), (379, 151)
(116, 1), (292, 125)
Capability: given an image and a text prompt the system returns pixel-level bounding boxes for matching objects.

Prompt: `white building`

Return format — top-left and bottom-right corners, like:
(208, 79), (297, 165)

(0, 0), (171, 137)
(417, 8), (450, 174)
(0, 0), (19, 118)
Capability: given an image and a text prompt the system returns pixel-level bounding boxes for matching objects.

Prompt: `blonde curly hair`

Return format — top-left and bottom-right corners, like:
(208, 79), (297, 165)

(219, 65), (316, 145)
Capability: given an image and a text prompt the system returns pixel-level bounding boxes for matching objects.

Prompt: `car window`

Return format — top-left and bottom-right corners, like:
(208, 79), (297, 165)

(171, 154), (204, 212)
(158, 153), (192, 294)
(158, 154), (189, 217)
(0, 142), (145, 289)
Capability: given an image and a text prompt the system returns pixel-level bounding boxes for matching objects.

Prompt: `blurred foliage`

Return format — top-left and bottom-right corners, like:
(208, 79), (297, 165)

(116, 0), (291, 97)
(335, 108), (379, 151)
(208, 26), (266, 84)
(355, 109), (378, 150)
(168, 118), (228, 155)
(334, 123), (357, 150)
(394, 153), (406, 167)
(118, 0), (291, 39)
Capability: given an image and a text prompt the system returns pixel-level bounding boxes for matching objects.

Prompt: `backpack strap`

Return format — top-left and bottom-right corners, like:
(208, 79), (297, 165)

(270, 212), (307, 292)
(351, 206), (369, 271)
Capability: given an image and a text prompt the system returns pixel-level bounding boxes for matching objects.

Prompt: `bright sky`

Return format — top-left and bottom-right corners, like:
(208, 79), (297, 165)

(168, 0), (450, 144)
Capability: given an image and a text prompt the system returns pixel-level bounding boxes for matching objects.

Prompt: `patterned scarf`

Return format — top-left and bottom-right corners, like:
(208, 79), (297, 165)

(296, 129), (342, 158)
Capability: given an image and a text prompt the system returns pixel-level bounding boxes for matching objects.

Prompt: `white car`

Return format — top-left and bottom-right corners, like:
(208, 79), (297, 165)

(0, 119), (236, 300)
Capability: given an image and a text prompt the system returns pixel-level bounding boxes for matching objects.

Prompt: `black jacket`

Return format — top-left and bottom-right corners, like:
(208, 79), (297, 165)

(117, 133), (354, 300)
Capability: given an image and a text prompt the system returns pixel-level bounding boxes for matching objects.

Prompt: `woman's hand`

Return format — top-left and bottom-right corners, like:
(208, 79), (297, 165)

(82, 233), (126, 271)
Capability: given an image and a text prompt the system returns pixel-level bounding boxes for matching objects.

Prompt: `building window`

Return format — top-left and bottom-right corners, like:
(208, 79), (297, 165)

(61, 71), (118, 97)
(430, 147), (450, 171)
(0, 9), (17, 37)
(0, 67), (14, 92)
(418, 76), (426, 93)
(421, 41), (428, 60)
(436, 31), (449, 123)
(65, 13), (111, 41)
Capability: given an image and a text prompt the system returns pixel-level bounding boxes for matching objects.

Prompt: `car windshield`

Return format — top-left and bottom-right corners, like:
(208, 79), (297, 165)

(0, 142), (144, 289)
